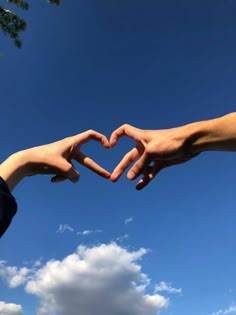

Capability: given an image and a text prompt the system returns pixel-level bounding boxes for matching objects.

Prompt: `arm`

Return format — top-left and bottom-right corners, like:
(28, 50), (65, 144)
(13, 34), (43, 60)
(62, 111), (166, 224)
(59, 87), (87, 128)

(0, 130), (110, 237)
(0, 130), (110, 191)
(188, 112), (236, 153)
(110, 112), (236, 190)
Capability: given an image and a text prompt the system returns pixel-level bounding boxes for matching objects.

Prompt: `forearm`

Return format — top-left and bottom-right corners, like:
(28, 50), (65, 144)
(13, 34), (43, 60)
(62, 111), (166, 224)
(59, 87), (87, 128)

(184, 112), (236, 153)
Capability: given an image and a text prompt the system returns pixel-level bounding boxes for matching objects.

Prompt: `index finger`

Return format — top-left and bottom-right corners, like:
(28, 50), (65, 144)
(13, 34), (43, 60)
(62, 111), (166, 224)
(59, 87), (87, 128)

(74, 151), (111, 179)
(110, 124), (141, 147)
(73, 130), (110, 148)
(127, 152), (150, 180)
(111, 147), (140, 182)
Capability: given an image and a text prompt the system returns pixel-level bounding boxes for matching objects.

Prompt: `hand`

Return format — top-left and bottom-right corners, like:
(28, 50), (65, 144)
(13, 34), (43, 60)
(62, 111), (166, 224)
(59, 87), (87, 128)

(110, 124), (198, 190)
(0, 130), (111, 191)
(25, 130), (111, 183)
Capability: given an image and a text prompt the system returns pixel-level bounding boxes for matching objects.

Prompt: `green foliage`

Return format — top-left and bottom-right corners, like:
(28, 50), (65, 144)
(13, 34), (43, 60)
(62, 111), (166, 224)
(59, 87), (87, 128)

(0, 0), (61, 48)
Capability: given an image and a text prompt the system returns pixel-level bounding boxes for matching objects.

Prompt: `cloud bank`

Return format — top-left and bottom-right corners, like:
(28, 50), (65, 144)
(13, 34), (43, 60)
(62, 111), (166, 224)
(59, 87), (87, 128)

(0, 301), (23, 315)
(1, 243), (169, 315)
(0, 260), (31, 288)
(25, 243), (168, 315)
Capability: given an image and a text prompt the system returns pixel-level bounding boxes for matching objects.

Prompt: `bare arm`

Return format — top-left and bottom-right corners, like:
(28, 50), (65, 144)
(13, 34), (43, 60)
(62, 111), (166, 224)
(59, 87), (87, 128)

(189, 112), (236, 153)
(110, 112), (236, 190)
(0, 130), (111, 191)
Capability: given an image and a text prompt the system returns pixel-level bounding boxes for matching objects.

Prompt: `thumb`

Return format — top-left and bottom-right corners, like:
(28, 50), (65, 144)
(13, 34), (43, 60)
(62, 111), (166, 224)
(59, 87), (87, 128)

(57, 159), (80, 183)
(51, 175), (70, 183)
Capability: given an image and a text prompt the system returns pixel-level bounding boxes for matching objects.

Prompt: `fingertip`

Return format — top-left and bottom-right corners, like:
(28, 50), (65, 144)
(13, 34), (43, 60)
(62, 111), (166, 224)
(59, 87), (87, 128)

(110, 169), (122, 182)
(127, 170), (136, 180)
(109, 134), (118, 146)
(109, 140), (116, 148)
(104, 142), (111, 149)
(95, 167), (111, 179)
(101, 136), (110, 149)
(110, 175), (118, 182)
(51, 177), (56, 183)
(136, 180), (144, 190)
(69, 172), (80, 183)
(104, 172), (111, 179)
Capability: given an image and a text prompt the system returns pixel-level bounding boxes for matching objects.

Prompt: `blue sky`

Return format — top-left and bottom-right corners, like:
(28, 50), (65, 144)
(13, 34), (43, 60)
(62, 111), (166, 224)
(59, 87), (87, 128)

(0, 1), (236, 314)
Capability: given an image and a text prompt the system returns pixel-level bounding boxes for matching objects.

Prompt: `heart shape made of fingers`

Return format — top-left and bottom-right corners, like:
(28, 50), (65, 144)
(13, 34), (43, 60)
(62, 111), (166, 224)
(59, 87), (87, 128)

(50, 125), (198, 191)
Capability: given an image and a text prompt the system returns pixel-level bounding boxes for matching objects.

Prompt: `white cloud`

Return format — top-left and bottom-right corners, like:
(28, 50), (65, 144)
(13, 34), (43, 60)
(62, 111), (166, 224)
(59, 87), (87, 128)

(0, 260), (31, 288)
(57, 225), (103, 236)
(0, 301), (23, 315)
(33, 260), (42, 268)
(125, 217), (134, 225)
(154, 281), (182, 295)
(0, 244), (170, 315)
(212, 305), (236, 315)
(77, 229), (103, 236)
(57, 224), (74, 233)
(225, 306), (236, 314)
(24, 243), (168, 315)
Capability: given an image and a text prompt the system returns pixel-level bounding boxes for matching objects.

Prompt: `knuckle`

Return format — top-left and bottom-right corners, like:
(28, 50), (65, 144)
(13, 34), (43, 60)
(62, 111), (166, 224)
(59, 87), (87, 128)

(126, 157), (134, 165)
(136, 163), (142, 171)
(124, 152), (133, 161)
(60, 136), (74, 149)
(67, 136), (75, 147)
(63, 164), (73, 174)
(133, 163), (141, 172)
(145, 145), (155, 157)
(88, 129), (95, 135)
(123, 123), (131, 129)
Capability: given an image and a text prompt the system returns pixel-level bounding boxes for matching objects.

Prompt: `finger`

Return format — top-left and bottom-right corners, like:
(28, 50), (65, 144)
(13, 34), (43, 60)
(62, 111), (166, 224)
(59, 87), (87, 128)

(135, 154), (198, 190)
(110, 147), (140, 182)
(109, 124), (141, 147)
(73, 130), (110, 148)
(74, 151), (111, 178)
(136, 163), (163, 190)
(127, 153), (150, 180)
(57, 159), (80, 183)
(51, 175), (69, 183)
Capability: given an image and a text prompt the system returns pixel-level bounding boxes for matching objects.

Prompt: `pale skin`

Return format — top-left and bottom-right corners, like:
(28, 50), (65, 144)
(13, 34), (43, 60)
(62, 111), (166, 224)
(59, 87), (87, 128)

(110, 112), (236, 190)
(1, 114), (236, 238)
(0, 130), (111, 191)
(1, 112), (236, 192)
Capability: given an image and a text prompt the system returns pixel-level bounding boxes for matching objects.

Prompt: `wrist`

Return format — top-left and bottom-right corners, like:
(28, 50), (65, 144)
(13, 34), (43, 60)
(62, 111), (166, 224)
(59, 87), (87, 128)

(183, 113), (236, 154)
(181, 120), (213, 154)
(0, 150), (31, 191)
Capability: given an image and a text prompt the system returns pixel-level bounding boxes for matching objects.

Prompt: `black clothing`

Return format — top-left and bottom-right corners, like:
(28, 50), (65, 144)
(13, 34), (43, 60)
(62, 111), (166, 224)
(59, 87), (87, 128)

(0, 177), (17, 238)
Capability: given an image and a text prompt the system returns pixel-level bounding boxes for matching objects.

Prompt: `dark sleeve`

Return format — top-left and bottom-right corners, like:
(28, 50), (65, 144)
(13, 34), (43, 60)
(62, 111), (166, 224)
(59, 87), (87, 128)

(0, 177), (17, 238)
